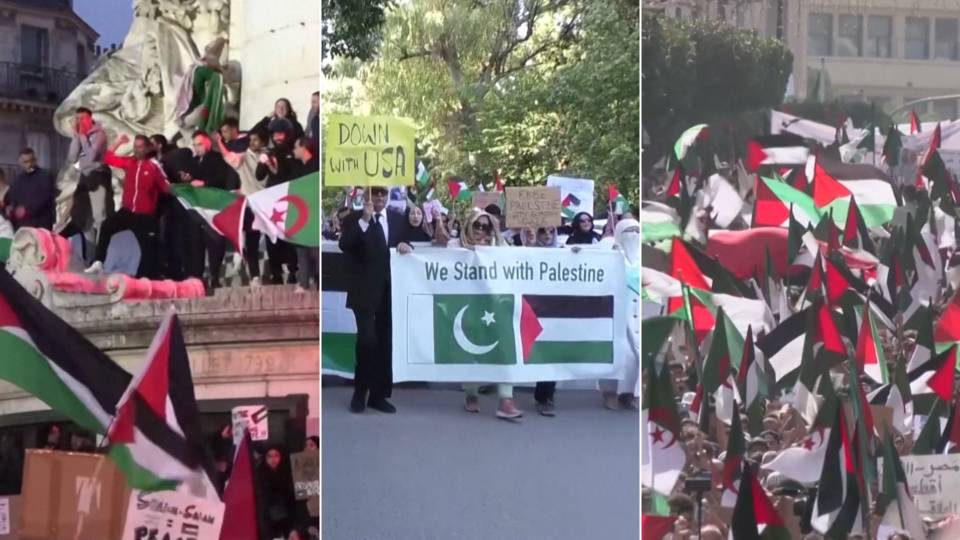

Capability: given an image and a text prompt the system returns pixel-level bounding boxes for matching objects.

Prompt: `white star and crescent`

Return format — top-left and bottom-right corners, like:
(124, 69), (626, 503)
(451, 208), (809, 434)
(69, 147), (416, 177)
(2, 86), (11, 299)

(453, 305), (500, 355)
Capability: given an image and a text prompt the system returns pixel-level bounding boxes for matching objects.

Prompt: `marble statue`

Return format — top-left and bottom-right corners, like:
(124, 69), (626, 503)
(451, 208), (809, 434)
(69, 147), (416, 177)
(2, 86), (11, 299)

(51, 0), (240, 232)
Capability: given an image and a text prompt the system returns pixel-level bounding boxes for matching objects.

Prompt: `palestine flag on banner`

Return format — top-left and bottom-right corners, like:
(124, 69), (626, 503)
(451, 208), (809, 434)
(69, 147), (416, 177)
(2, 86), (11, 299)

(730, 463), (792, 540)
(248, 172), (320, 248)
(745, 134), (809, 173)
(172, 184), (245, 251)
(108, 308), (219, 494)
(642, 362), (685, 497)
(406, 294), (614, 365)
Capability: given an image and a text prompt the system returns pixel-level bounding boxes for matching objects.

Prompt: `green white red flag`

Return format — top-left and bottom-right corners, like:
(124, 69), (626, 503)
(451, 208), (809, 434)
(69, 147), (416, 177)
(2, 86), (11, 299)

(172, 184), (245, 251)
(248, 172), (321, 247)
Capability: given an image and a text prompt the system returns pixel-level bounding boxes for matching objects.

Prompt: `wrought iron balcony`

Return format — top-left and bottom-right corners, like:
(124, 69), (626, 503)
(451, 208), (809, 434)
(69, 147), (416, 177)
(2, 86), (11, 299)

(0, 62), (84, 105)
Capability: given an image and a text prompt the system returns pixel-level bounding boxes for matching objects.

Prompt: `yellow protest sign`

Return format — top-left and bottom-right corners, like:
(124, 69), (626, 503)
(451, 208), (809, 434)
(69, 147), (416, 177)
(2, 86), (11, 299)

(324, 115), (416, 186)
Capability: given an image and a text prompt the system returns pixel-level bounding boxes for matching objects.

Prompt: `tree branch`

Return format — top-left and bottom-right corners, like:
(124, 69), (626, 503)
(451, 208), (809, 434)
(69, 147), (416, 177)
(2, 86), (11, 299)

(398, 47), (433, 61)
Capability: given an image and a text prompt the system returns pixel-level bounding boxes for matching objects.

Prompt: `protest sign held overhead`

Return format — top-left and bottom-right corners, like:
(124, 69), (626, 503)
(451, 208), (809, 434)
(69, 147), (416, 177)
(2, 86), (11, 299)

(120, 490), (225, 540)
(547, 176), (594, 218)
(231, 406), (269, 445)
(504, 187), (561, 229)
(325, 115), (416, 186)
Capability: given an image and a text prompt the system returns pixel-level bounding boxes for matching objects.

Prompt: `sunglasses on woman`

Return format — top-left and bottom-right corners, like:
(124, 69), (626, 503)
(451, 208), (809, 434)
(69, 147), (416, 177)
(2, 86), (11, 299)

(472, 221), (493, 233)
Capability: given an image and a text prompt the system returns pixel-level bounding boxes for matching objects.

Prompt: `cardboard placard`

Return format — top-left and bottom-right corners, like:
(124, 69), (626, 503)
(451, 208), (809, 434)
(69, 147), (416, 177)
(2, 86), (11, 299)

(232, 405), (268, 446)
(472, 192), (502, 211)
(19, 450), (130, 540)
(505, 187), (561, 229)
(291, 451), (319, 518)
(880, 454), (960, 517)
(121, 490), (224, 540)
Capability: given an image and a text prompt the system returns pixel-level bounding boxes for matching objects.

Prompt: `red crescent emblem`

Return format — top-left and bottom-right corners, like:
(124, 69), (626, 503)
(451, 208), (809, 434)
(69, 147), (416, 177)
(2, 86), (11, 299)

(276, 195), (309, 237)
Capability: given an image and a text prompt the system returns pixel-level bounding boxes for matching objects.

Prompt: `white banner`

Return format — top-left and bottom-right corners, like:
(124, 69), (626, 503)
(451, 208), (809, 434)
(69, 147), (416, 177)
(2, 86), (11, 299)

(121, 490), (224, 540)
(881, 454), (960, 517)
(390, 246), (627, 382)
(231, 405), (268, 445)
(547, 176), (594, 219)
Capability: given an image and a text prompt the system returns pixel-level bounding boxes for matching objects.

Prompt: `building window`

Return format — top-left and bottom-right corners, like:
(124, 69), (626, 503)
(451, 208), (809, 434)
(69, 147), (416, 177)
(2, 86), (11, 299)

(20, 26), (48, 69)
(808, 13), (833, 56)
(935, 18), (959, 60)
(906, 17), (931, 59)
(837, 15), (863, 56)
(934, 99), (958, 121)
(866, 15), (892, 58)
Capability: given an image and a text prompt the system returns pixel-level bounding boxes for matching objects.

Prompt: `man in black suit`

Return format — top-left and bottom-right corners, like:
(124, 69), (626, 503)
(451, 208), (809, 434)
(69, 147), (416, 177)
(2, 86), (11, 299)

(338, 186), (411, 413)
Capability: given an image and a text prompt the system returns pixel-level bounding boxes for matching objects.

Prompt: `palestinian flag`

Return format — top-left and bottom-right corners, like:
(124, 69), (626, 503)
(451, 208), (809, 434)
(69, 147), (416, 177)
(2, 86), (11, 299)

(912, 398), (949, 455)
(730, 463), (792, 540)
(882, 126), (903, 167)
(608, 185), (629, 214)
(763, 382), (837, 485)
(219, 429), (266, 540)
(856, 125), (876, 152)
(736, 327), (768, 435)
(843, 198), (876, 254)
(811, 405), (864, 538)
(561, 193), (582, 219)
(908, 344), (955, 403)
(405, 294), (614, 368)
(721, 400), (746, 508)
(642, 363), (685, 496)
(809, 157), (897, 227)
(855, 304), (888, 384)
(673, 123), (709, 169)
(934, 290), (960, 366)
(702, 307), (743, 397)
(938, 399), (960, 453)
(108, 309), (218, 493)
(756, 307), (808, 383)
(642, 317), (678, 374)
(745, 134), (809, 173)
(494, 171), (505, 192)
(642, 515), (677, 540)
(448, 178), (471, 201)
(910, 110), (921, 135)
(878, 432), (926, 539)
(416, 161), (430, 186)
(172, 184), (245, 251)
(247, 172), (320, 248)
(752, 175), (821, 228)
(641, 202), (681, 244)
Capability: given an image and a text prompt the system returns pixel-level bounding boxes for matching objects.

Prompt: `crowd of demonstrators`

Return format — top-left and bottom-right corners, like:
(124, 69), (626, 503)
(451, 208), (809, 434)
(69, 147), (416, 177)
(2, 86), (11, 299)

(0, 94), (319, 292)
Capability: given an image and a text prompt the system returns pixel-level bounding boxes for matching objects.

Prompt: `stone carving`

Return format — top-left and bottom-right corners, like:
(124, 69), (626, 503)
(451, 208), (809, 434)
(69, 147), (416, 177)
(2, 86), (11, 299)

(52, 0), (241, 231)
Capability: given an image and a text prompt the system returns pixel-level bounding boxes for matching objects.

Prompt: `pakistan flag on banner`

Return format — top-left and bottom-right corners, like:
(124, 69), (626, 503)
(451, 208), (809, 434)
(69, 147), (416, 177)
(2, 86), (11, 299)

(432, 295), (517, 364)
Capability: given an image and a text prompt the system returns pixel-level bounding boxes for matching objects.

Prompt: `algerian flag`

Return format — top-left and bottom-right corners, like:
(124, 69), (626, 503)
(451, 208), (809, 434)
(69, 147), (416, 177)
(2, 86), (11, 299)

(642, 362), (685, 497)
(0, 215), (12, 262)
(248, 172), (320, 248)
(407, 294), (614, 365)
(172, 184), (245, 251)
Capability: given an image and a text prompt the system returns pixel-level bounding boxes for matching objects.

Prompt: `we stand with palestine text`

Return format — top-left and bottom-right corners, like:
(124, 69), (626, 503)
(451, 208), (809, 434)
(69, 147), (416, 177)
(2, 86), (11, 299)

(424, 260), (606, 283)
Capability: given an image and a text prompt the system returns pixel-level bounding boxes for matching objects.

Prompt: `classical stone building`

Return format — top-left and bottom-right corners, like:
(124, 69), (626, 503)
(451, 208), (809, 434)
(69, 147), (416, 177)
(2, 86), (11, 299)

(0, 0), (95, 181)
(646, 0), (960, 121)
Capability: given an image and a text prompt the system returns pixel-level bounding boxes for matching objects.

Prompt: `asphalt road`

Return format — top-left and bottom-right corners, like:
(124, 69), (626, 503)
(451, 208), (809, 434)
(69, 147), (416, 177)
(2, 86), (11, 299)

(321, 383), (639, 540)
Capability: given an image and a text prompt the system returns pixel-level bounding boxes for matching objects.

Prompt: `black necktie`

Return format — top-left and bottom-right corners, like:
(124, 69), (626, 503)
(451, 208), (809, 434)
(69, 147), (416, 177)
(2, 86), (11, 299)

(375, 213), (382, 224)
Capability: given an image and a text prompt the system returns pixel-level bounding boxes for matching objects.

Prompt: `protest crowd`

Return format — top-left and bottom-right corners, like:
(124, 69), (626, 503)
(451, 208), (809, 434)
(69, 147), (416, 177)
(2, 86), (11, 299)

(0, 94), (320, 294)
(641, 117), (960, 539)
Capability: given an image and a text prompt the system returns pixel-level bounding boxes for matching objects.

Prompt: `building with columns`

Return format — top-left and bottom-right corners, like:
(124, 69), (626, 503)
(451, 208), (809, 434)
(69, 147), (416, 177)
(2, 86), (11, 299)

(646, 0), (960, 121)
(0, 0), (95, 181)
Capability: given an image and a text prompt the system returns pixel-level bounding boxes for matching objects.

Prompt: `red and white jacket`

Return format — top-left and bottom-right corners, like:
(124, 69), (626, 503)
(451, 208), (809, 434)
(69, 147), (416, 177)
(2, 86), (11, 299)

(104, 151), (170, 215)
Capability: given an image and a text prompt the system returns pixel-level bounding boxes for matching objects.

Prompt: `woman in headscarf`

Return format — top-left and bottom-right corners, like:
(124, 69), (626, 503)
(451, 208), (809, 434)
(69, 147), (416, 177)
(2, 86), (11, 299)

(402, 204), (433, 243)
(258, 445), (297, 538)
(599, 218), (640, 410)
(565, 212), (601, 245)
(448, 210), (522, 420)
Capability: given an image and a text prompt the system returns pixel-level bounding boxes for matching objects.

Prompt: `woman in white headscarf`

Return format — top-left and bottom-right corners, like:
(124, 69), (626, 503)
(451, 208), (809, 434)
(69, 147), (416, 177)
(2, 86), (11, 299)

(599, 218), (640, 410)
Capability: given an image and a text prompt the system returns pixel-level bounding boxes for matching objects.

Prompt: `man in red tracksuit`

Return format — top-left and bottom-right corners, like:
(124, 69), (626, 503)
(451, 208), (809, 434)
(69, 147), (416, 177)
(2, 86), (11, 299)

(85, 134), (170, 278)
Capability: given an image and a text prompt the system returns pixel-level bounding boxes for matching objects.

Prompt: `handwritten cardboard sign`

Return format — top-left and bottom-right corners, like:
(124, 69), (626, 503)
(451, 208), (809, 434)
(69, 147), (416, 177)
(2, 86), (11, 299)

(880, 454), (960, 517)
(325, 115), (416, 186)
(232, 405), (268, 446)
(505, 187), (560, 229)
(121, 490), (224, 540)
(291, 451), (319, 517)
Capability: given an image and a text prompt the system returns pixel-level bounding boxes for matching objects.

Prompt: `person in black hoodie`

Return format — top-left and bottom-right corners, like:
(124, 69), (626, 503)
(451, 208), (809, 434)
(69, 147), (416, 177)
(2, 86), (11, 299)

(258, 445), (296, 539)
(565, 211), (602, 245)
(182, 131), (239, 289)
(256, 120), (300, 284)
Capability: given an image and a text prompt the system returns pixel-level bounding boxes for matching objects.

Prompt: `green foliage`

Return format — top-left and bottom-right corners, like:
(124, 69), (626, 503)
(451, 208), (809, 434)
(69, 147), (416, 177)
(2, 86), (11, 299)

(328, 0), (638, 217)
(322, 0), (390, 66)
(641, 12), (792, 171)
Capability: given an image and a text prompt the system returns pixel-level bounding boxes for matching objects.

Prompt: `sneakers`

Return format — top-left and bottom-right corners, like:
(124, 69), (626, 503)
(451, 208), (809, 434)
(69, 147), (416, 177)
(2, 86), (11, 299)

(619, 394), (639, 411)
(603, 392), (620, 411)
(496, 398), (523, 420)
(367, 397), (397, 413)
(464, 395), (480, 413)
(535, 401), (556, 417)
(250, 277), (262, 288)
(83, 261), (103, 274)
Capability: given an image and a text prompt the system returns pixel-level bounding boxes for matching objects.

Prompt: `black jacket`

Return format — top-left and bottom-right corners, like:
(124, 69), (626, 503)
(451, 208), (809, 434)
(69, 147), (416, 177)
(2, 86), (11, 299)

(290, 156), (319, 179)
(256, 146), (297, 188)
(338, 208), (404, 311)
(189, 152), (238, 191)
(6, 167), (57, 230)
